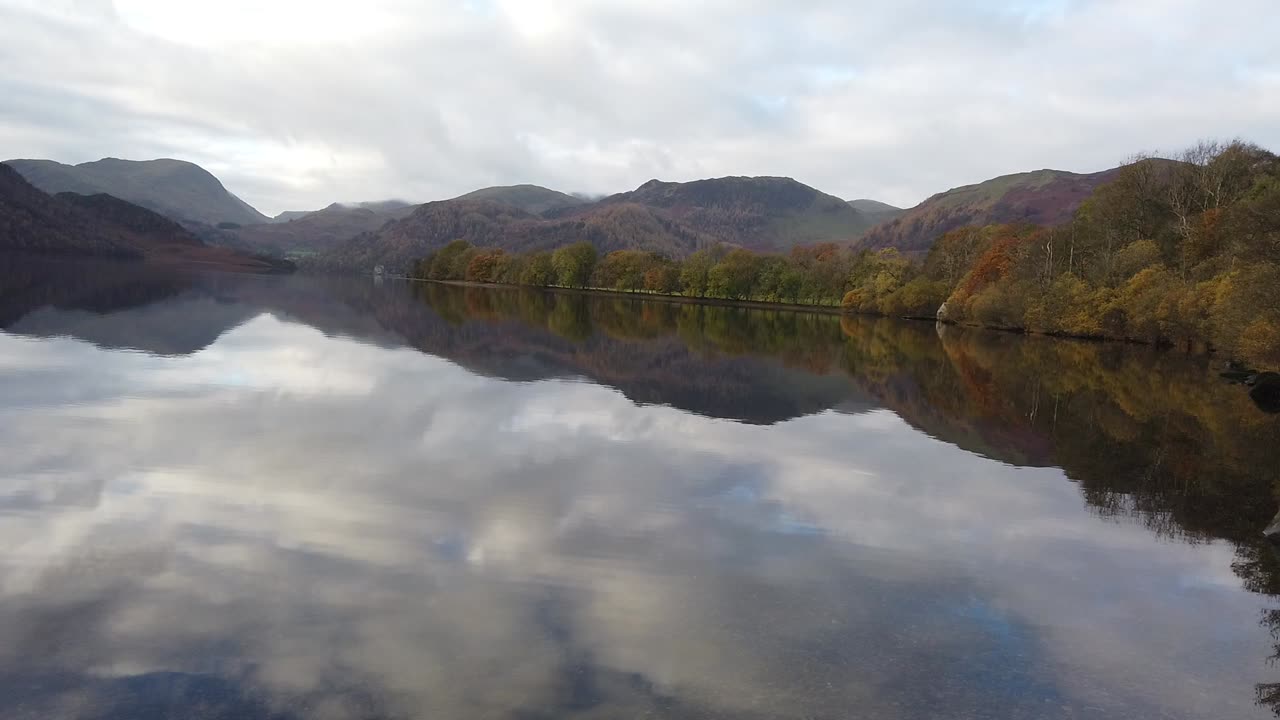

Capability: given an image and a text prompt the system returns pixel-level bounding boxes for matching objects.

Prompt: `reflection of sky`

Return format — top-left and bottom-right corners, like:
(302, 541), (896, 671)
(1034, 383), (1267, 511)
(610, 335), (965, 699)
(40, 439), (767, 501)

(0, 310), (1274, 719)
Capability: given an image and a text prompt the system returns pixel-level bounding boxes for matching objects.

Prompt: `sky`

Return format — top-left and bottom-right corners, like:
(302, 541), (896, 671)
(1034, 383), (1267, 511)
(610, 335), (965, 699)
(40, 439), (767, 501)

(1, 0), (1278, 215)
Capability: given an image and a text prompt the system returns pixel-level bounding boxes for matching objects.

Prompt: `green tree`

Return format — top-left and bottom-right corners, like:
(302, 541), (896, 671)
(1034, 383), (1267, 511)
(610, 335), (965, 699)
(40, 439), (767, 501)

(552, 242), (598, 288)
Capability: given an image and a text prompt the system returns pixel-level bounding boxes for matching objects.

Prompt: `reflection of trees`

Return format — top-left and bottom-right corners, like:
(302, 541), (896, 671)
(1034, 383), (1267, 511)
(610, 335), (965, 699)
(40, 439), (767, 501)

(413, 283), (1280, 715)
(838, 317), (1280, 716)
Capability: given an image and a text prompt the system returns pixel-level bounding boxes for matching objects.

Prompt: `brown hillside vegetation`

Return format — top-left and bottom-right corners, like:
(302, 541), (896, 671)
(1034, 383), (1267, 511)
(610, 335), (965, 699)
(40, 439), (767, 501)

(857, 166), (1125, 253)
(848, 141), (1280, 367)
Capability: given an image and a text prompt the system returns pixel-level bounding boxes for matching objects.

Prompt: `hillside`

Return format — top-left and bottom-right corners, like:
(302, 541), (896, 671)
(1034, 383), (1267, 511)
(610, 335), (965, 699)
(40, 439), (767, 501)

(0, 163), (289, 272)
(313, 199), (713, 273)
(451, 185), (584, 215)
(0, 164), (139, 258)
(312, 176), (877, 273)
(272, 200), (415, 223)
(236, 201), (418, 255)
(848, 199), (904, 225)
(856, 167), (1121, 253)
(601, 176), (875, 252)
(4, 157), (269, 227)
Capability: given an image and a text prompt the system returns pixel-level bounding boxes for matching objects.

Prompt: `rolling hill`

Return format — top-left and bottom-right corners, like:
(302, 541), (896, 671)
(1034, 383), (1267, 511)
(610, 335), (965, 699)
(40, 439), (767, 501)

(0, 163), (289, 271)
(848, 199), (904, 226)
(600, 176), (875, 252)
(855, 167), (1122, 254)
(4, 157), (269, 227)
(272, 200), (415, 223)
(312, 176), (878, 272)
(451, 185), (585, 215)
(236, 201), (419, 255)
(312, 199), (714, 273)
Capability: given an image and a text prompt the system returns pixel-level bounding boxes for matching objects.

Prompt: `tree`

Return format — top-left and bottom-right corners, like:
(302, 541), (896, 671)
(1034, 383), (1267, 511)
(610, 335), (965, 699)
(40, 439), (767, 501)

(465, 249), (505, 283)
(707, 249), (762, 300)
(552, 242), (597, 288)
(429, 240), (472, 280)
(680, 249), (716, 297)
(521, 252), (555, 286)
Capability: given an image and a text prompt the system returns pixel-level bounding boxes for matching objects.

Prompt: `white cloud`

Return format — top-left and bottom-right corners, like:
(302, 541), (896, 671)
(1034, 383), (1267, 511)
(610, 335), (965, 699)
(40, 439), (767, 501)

(1, 0), (1276, 213)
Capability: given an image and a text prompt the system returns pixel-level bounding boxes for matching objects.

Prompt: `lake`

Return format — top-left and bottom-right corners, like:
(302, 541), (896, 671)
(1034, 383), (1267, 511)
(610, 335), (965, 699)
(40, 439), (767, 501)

(1, 256), (1278, 719)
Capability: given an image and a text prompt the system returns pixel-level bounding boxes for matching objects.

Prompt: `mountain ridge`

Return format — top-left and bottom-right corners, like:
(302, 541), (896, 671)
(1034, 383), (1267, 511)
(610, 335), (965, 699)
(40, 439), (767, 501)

(451, 184), (585, 215)
(0, 163), (289, 272)
(4, 157), (269, 228)
(855, 167), (1123, 253)
(596, 175), (875, 252)
(312, 175), (879, 272)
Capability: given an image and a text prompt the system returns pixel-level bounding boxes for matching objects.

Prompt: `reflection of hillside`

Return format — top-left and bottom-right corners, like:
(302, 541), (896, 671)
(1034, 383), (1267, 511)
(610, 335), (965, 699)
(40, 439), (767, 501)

(833, 315), (1280, 713)
(350, 283), (876, 425)
(0, 259), (403, 356)
(4, 263), (1276, 541)
(0, 261), (873, 425)
(836, 317), (1280, 544)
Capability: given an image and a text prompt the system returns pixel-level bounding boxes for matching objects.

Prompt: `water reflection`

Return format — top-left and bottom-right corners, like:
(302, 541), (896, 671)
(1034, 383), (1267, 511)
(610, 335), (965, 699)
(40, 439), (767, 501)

(1, 258), (1278, 719)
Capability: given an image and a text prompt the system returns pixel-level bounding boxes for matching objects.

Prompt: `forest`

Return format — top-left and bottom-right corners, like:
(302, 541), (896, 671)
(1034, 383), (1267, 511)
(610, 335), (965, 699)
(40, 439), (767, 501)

(410, 141), (1280, 367)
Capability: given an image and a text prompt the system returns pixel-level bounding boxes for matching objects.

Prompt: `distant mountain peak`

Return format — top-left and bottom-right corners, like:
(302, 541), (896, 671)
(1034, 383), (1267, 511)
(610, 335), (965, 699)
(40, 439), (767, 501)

(3, 156), (268, 227)
(451, 184), (585, 215)
(848, 199), (902, 213)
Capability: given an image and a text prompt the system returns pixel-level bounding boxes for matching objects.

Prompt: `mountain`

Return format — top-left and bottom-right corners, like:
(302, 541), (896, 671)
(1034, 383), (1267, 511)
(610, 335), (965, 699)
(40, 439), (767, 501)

(0, 163), (289, 272)
(848, 199), (904, 225)
(600, 176), (875, 252)
(855, 168), (1122, 254)
(312, 199), (714, 273)
(312, 176), (874, 272)
(451, 185), (585, 215)
(236, 201), (419, 256)
(4, 157), (269, 227)
(0, 164), (138, 258)
(272, 200), (415, 223)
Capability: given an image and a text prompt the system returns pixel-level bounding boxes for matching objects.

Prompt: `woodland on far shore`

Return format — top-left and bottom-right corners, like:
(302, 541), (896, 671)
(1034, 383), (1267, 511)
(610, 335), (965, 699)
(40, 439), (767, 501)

(410, 140), (1280, 368)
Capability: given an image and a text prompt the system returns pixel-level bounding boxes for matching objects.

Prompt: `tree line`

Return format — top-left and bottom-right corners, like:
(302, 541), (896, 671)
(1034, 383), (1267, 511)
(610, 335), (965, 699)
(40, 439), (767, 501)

(410, 237), (862, 307)
(411, 140), (1280, 367)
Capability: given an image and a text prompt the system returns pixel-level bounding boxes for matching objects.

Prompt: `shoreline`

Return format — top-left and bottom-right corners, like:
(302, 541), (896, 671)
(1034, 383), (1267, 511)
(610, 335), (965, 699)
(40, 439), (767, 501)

(402, 277), (849, 316)
(390, 276), (1223, 357)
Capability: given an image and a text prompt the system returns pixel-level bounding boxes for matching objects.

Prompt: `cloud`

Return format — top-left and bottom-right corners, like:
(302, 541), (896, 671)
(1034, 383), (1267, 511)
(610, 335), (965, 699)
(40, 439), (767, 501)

(1, 0), (1277, 214)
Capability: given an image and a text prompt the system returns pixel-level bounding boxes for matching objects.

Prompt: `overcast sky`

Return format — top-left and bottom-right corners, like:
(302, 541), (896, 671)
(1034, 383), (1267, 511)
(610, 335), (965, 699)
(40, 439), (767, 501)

(2, 0), (1278, 215)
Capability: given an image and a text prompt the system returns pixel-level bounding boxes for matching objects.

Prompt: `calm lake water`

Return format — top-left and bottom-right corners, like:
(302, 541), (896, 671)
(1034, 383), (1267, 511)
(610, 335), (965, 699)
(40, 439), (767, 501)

(2, 256), (1279, 719)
